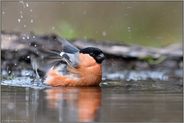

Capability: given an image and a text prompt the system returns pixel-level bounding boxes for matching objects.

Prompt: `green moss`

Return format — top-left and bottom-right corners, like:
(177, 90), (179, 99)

(141, 56), (166, 65)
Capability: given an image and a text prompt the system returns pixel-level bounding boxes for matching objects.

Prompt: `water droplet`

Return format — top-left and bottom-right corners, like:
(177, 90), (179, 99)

(32, 36), (36, 38)
(30, 9), (33, 12)
(128, 27), (132, 32)
(102, 31), (107, 36)
(30, 19), (34, 23)
(14, 63), (17, 66)
(8, 71), (11, 74)
(18, 19), (21, 23)
(24, 25), (27, 28)
(27, 56), (30, 59)
(22, 36), (25, 40)
(2, 11), (5, 15)
(20, 15), (23, 18)
(128, 30), (131, 32)
(26, 3), (29, 7)
(26, 36), (30, 39)
(34, 44), (37, 47)
(84, 36), (87, 40)
(7, 103), (15, 110)
(51, 26), (55, 30)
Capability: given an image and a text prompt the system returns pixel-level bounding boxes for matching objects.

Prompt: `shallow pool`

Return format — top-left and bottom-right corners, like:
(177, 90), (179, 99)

(1, 85), (182, 123)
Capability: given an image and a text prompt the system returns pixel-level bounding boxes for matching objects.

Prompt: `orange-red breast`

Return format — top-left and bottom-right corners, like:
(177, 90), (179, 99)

(44, 40), (105, 87)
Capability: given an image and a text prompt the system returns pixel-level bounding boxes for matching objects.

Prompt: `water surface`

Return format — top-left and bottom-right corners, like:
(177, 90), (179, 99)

(1, 86), (182, 123)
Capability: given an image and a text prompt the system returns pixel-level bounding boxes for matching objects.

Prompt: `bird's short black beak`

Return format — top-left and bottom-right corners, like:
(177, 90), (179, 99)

(96, 53), (105, 63)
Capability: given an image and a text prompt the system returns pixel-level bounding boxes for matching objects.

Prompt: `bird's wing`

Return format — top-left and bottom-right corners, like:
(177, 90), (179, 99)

(52, 38), (80, 67)
(58, 38), (79, 53)
(29, 36), (80, 74)
(59, 52), (80, 68)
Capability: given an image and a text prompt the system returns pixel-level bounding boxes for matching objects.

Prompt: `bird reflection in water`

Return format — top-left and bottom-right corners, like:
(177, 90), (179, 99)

(45, 87), (101, 122)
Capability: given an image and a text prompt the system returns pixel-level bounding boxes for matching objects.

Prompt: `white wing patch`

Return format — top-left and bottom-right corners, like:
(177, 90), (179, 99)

(59, 52), (65, 57)
(59, 52), (80, 68)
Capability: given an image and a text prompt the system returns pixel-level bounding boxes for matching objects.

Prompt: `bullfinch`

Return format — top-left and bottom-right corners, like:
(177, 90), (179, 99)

(43, 39), (105, 86)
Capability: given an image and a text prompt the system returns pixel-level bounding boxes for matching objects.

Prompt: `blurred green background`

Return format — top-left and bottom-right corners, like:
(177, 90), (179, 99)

(2, 1), (182, 47)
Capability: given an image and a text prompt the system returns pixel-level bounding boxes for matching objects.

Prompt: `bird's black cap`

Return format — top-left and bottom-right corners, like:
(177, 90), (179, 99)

(80, 47), (105, 64)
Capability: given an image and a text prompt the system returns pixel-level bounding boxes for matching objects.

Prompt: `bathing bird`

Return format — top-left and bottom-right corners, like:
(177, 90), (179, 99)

(44, 39), (105, 86)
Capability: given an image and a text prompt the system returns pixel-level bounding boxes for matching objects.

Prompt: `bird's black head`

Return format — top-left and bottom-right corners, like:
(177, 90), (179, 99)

(80, 47), (105, 64)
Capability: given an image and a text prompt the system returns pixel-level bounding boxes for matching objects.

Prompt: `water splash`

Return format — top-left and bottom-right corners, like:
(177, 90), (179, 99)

(19, 0), (25, 8)
(18, 0), (35, 32)
(1, 77), (48, 89)
(103, 70), (169, 81)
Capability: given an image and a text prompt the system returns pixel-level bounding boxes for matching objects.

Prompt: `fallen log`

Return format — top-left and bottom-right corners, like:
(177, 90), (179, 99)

(73, 40), (182, 59)
(1, 31), (183, 77)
